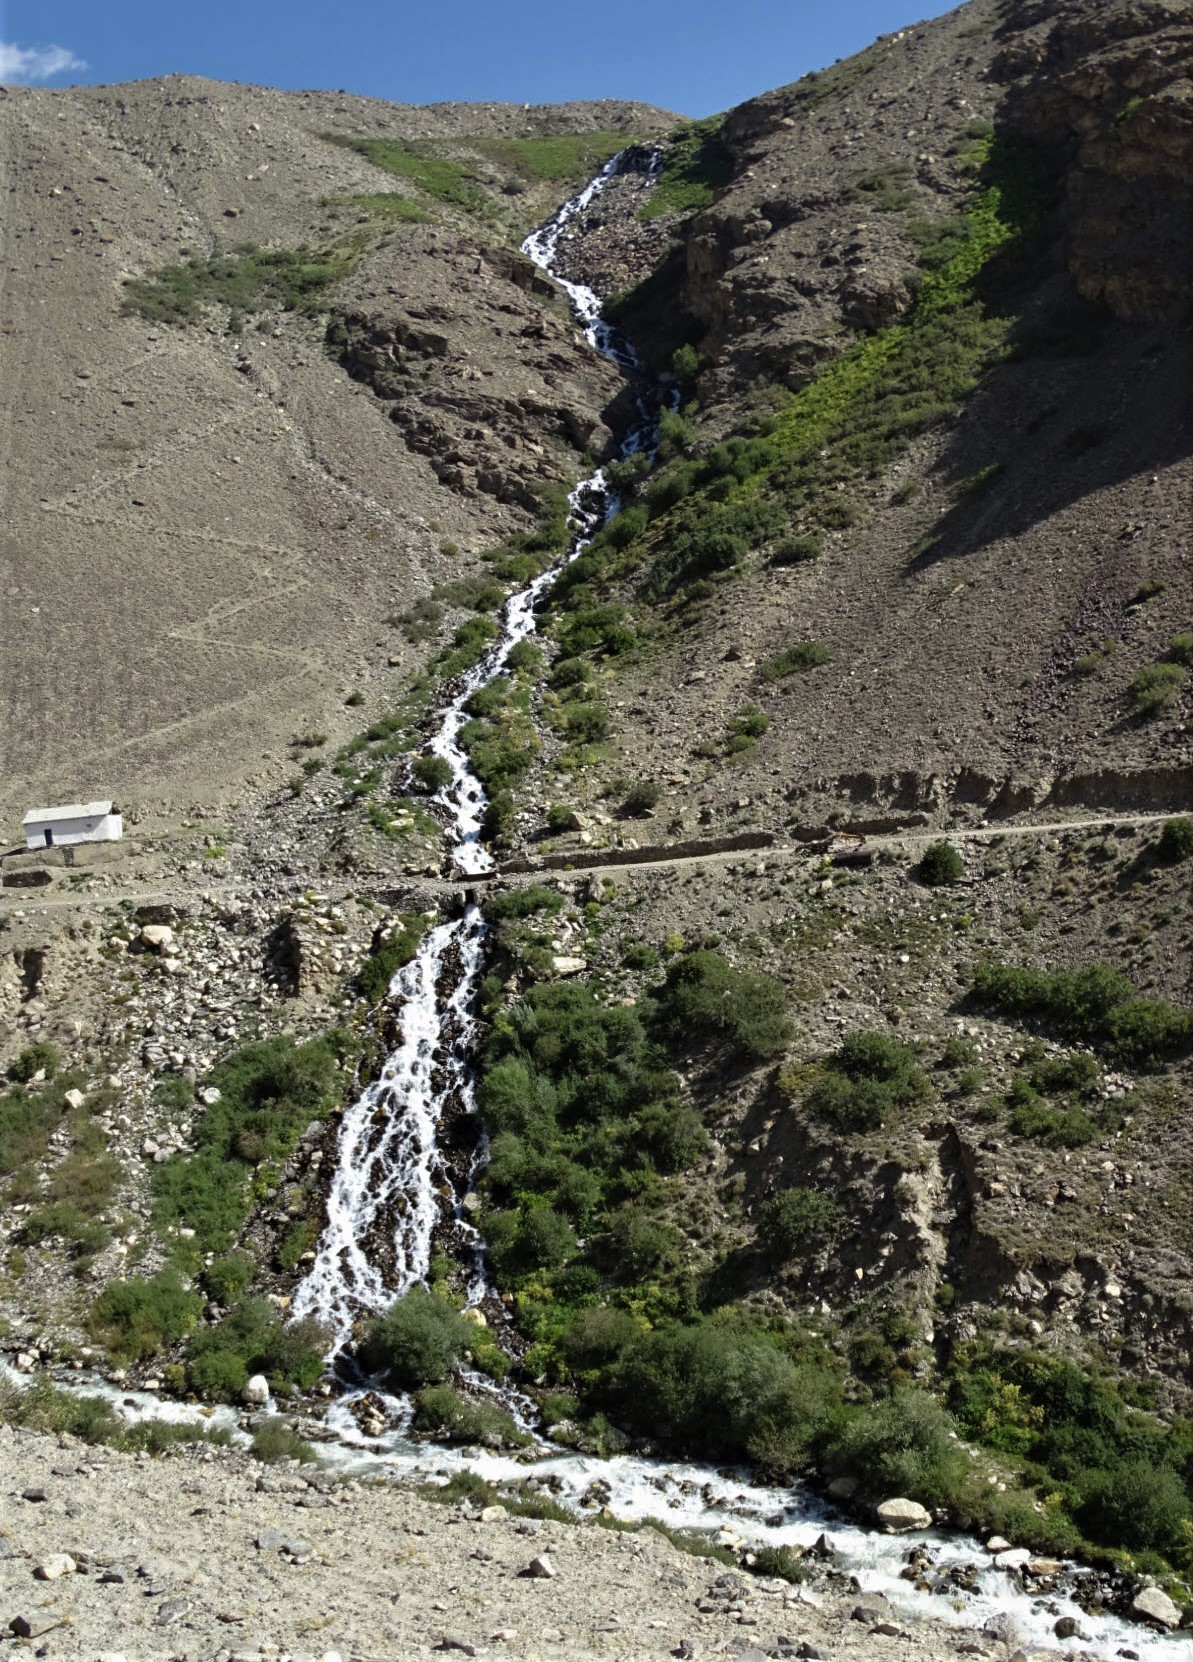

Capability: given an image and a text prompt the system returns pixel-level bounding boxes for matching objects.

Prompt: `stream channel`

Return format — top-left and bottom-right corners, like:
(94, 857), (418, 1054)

(19, 152), (1193, 1659)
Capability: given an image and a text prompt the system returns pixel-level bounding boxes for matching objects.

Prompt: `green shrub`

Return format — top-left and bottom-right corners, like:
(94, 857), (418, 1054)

(1077, 1461), (1189, 1556)
(485, 885), (564, 921)
(1128, 661), (1185, 718)
(88, 1271), (203, 1362)
(358, 1287), (476, 1389)
(622, 943), (660, 972)
(412, 754), (453, 792)
(187, 1298), (328, 1398)
(758, 1188), (841, 1260)
(152, 1033), (344, 1253)
(1167, 633), (1193, 668)
(1157, 816), (1193, 864)
(805, 1031), (931, 1133)
(771, 533), (822, 565)
(250, 1417), (317, 1463)
(9, 1041), (61, 1083)
(762, 642), (831, 679)
(201, 1253), (256, 1304)
(412, 1384), (529, 1446)
(358, 917), (426, 1001)
(622, 781), (660, 817)
(564, 702), (609, 743)
(1006, 1079), (1095, 1148)
(971, 959), (1193, 1070)
(832, 1388), (972, 1509)
(603, 1206), (685, 1279)
(653, 949), (791, 1060)
(917, 841), (964, 885)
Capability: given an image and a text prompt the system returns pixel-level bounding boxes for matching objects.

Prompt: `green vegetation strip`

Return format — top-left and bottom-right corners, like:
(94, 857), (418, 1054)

(123, 243), (358, 325)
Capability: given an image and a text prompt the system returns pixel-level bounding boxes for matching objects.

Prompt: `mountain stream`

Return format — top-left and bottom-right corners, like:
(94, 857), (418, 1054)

(17, 153), (1191, 1659)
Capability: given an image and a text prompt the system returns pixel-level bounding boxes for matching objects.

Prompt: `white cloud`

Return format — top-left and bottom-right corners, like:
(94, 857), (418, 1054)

(0, 42), (87, 83)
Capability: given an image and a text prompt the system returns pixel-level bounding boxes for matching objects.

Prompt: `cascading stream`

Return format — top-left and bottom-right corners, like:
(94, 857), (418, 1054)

(290, 146), (665, 1359)
(33, 153), (1189, 1662)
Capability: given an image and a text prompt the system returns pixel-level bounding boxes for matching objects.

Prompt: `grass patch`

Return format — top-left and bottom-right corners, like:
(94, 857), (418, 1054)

(320, 133), (493, 217)
(762, 642), (831, 679)
(333, 192), (430, 222)
(123, 243), (357, 325)
(640, 117), (734, 219)
(469, 130), (634, 183)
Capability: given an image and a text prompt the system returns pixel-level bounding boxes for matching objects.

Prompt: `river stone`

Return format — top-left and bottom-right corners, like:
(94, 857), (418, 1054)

(1054, 1616), (1084, 1639)
(242, 1373), (270, 1405)
(984, 1535), (1011, 1553)
(1131, 1585), (1181, 1628)
(35, 1553), (77, 1580)
(876, 1498), (932, 1533)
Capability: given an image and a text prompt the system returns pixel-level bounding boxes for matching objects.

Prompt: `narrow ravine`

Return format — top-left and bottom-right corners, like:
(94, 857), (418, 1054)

(17, 155), (1191, 1660)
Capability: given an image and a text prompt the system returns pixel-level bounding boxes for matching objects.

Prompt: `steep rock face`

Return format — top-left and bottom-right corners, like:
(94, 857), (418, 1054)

(330, 237), (626, 512)
(998, 0), (1193, 322)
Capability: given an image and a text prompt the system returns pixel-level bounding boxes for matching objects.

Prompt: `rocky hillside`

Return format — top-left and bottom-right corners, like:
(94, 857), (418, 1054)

(0, 78), (672, 824)
(1, 0), (1192, 1627)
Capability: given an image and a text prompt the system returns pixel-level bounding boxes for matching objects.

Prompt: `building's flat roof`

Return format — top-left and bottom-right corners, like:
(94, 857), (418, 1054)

(23, 801), (114, 825)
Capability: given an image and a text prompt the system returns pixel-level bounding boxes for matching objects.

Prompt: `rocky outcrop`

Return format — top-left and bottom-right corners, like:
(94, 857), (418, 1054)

(329, 235), (626, 514)
(998, 0), (1193, 321)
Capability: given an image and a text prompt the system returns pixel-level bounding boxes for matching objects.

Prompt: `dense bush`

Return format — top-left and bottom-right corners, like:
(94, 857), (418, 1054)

(608, 1313), (845, 1477)
(805, 1031), (931, 1132)
(201, 1252), (256, 1305)
(971, 959), (1193, 1070)
(950, 1344), (1193, 1558)
(412, 1384), (529, 1446)
(917, 841), (964, 885)
(152, 1033), (345, 1254)
(653, 950), (791, 1060)
(412, 754), (453, 793)
(88, 1271), (203, 1362)
(123, 243), (355, 325)
(186, 1298), (328, 1399)
(1157, 816), (1193, 864)
(485, 885), (564, 922)
(832, 1388), (972, 1508)
(758, 1188), (842, 1260)
(358, 1287), (478, 1389)
(1128, 661), (1185, 717)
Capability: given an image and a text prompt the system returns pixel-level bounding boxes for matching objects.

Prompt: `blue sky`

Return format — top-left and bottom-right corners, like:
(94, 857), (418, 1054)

(2, 1), (956, 116)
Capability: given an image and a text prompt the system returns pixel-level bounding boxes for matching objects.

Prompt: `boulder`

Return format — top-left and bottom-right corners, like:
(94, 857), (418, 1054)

(1131, 1585), (1181, 1629)
(550, 956), (587, 976)
(139, 924), (175, 952)
(34, 1553), (77, 1580)
(242, 1373), (270, 1406)
(63, 1087), (86, 1110)
(876, 1498), (932, 1533)
(522, 1553), (555, 1578)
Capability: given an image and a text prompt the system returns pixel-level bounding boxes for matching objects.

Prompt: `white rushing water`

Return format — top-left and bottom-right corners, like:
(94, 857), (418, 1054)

(26, 155), (1190, 1659)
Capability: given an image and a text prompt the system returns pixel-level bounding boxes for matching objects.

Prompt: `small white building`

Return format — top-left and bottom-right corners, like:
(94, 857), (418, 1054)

(22, 801), (123, 850)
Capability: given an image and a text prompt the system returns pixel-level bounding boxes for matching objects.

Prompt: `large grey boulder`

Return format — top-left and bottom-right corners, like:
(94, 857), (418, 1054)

(875, 1497), (932, 1533)
(1131, 1585), (1181, 1629)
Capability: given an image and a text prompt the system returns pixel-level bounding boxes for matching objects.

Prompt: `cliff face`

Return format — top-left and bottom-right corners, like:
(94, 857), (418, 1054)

(997, 0), (1193, 323)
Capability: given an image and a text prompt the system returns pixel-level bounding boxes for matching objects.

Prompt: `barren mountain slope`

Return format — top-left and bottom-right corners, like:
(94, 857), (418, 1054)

(0, 79), (671, 824)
